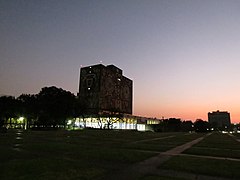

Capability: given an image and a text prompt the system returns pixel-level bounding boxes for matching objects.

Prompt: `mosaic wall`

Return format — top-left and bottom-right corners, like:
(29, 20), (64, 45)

(79, 64), (132, 114)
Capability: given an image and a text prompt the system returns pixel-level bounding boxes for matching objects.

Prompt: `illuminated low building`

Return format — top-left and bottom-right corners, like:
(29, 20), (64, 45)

(68, 114), (161, 131)
(4, 117), (27, 129)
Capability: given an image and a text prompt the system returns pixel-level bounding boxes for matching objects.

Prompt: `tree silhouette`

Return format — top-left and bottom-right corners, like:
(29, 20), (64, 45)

(181, 120), (194, 132)
(167, 118), (181, 132)
(37, 86), (75, 128)
(194, 119), (209, 132)
(17, 94), (38, 128)
(73, 97), (87, 128)
(0, 96), (19, 128)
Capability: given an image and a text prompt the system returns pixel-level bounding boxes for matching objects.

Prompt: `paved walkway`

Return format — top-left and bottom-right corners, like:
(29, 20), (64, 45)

(228, 133), (240, 142)
(106, 133), (211, 180)
(179, 153), (240, 162)
(13, 129), (24, 152)
(130, 135), (175, 144)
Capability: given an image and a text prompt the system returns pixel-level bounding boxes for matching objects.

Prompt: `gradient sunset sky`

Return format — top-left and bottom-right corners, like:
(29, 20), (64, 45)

(1, 0), (240, 122)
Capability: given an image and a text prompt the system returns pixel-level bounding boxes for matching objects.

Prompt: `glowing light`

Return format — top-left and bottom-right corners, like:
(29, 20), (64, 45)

(19, 117), (24, 121)
(75, 122), (80, 126)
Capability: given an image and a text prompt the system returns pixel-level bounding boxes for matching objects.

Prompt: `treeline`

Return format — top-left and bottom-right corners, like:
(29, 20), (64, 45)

(1, 86), (212, 132)
(150, 118), (210, 132)
(0, 86), (85, 129)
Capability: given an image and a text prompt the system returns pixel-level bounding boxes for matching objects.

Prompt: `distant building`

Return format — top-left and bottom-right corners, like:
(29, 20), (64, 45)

(78, 64), (132, 114)
(208, 110), (231, 129)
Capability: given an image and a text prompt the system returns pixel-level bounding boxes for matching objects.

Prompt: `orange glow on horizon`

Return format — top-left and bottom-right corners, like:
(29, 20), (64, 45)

(134, 99), (240, 123)
(134, 109), (240, 123)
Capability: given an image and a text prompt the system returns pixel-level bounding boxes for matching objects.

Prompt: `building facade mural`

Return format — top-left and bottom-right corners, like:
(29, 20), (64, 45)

(78, 64), (132, 114)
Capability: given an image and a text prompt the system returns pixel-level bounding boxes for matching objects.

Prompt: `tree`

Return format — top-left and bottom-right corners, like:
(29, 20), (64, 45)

(37, 86), (76, 127)
(73, 97), (88, 128)
(167, 118), (181, 132)
(160, 119), (168, 132)
(194, 119), (209, 132)
(17, 94), (38, 128)
(0, 96), (19, 128)
(181, 120), (194, 132)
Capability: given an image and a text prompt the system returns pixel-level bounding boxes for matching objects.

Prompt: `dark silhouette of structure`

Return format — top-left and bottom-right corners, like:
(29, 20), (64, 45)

(208, 110), (231, 130)
(78, 64), (132, 114)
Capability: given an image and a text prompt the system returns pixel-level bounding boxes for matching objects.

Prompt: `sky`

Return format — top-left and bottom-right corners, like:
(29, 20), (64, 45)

(1, 0), (240, 123)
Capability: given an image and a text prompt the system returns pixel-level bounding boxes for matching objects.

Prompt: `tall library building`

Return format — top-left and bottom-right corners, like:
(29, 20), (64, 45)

(74, 64), (160, 131)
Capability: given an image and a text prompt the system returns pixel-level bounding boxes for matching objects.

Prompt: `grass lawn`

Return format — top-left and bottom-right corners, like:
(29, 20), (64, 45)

(0, 129), (198, 180)
(232, 133), (240, 139)
(124, 133), (204, 152)
(160, 156), (240, 179)
(156, 132), (240, 179)
(183, 132), (240, 158)
(4, 130), (240, 179)
(141, 175), (186, 180)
